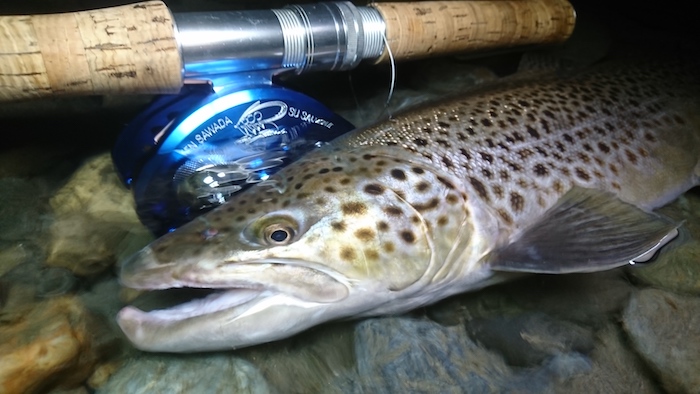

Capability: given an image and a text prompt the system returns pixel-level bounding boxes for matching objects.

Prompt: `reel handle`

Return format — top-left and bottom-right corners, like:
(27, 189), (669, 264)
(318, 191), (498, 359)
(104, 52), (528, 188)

(0, 0), (574, 102)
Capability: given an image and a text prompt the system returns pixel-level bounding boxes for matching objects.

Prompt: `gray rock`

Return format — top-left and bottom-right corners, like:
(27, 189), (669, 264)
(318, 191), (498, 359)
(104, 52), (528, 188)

(332, 316), (592, 393)
(622, 288), (700, 393)
(465, 312), (595, 367)
(554, 324), (659, 393)
(97, 354), (271, 394)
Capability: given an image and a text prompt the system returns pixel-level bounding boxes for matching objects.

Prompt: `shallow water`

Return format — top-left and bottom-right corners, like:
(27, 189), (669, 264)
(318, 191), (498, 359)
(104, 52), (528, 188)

(1, 1), (699, 393)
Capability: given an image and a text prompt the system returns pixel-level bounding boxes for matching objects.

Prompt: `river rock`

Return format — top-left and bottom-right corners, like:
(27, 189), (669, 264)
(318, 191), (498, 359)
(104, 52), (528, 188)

(554, 324), (658, 393)
(96, 354), (271, 394)
(622, 288), (700, 393)
(46, 153), (150, 276)
(0, 296), (118, 394)
(332, 316), (592, 393)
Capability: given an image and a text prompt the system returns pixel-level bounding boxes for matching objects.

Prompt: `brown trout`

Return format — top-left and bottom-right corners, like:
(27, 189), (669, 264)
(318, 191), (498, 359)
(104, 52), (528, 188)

(118, 59), (700, 352)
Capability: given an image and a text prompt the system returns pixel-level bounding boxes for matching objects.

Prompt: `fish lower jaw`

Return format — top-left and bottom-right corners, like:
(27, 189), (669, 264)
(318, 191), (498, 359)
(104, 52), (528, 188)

(118, 288), (266, 323)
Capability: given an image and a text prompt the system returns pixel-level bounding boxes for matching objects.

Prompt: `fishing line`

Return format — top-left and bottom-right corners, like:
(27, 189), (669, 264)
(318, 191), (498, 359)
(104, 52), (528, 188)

(380, 30), (397, 120)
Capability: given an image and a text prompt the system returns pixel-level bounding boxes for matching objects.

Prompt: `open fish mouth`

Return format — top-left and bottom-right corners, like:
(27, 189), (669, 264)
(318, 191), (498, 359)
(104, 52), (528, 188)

(118, 287), (265, 323)
(117, 251), (352, 352)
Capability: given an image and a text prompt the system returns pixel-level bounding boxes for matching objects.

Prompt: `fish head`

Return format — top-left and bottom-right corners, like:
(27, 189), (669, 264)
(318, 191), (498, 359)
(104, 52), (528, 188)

(118, 149), (449, 352)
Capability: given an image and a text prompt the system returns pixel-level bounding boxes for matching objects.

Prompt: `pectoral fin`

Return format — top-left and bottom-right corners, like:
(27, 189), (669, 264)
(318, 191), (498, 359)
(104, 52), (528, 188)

(487, 188), (681, 274)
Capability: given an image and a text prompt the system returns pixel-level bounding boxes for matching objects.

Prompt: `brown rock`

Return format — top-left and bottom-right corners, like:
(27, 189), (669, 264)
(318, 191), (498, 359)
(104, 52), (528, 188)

(46, 153), (151, 276)
(0, 296), (117, 394)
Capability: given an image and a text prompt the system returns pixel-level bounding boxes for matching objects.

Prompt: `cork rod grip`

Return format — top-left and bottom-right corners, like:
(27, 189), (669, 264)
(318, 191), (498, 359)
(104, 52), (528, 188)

(0, 1), (182, 102)
(370, 0), (576, 63)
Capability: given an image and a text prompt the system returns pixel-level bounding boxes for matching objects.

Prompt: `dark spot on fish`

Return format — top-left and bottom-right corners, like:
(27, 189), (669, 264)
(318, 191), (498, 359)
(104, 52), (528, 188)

(459, 148), (471, 160)
(553, 180), (564, 194)
(465, 126), (476, 136)
(331, 221), (346, 232)
(479, 152), (493, 163)
(469, 177), (489, 201)
(294, 183), (303, 190)
(282, 200), (291, 208)
(510, 192), (525, 213)
(362, 154), (375, 160)
(416, 181), (431, 192)
(315, 197), (326, 205)
(437, 176), (455, 190)
(297, 192), (310, 199)
(436, 139), (451, 148)
(411, 215), (421, 224)
(500, 170), (510, 181)
(575, 168), (591, 181)
(235, 215), (246, 222)
(364, 183), (385, 195)
(437, 216), (449, 226)
(492, 185), (504, 199)
(384, 206), (403, 216)
(412, 167), (424, 174)
(442, 156), (454, 168)
(340, 247), (356, 261)
(376, 160), (387, 166)
(533, 163), (548, 176)
(354, 228), (376, 242)
(303, 173), (314, 180)
(340, 178), (352, 185)
(497, 209), (513, 225)
(319, 168), (330, 174)
(364, 249), (380, 261)
(400, 230), (416, 244)
(342, 202), (367, 215)
(481, 118), (493, 127)
(226, 206), (235, 212)
(625, 150), (638, 164)
(414, 138), (428, 146)
(482, 168), (492, 179)
(414, 198), (440, 212)
(438, 121), (450, 128)
(446, 194), (459, 204)
(378, 221), (389, 231)
(324, 186), (337, 193)
(384, 241), (395, 253)
(332, 167), (343, 172)
(391, 169), (407, 181)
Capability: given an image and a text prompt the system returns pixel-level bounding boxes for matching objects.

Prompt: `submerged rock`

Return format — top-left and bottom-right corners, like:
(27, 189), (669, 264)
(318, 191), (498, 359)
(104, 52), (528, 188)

(46, 153), (151, 276)
(464, 312), (595, 367)
(333, 316), (591, 393)
(554, 324), (658, 393)
(622, 288), (700, 393)
(0, 296), (118, 394)
(96, 354), (270, 394)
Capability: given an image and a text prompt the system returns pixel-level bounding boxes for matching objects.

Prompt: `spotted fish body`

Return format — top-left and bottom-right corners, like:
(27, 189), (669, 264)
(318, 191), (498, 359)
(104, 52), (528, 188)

(118, 59), (700, 352)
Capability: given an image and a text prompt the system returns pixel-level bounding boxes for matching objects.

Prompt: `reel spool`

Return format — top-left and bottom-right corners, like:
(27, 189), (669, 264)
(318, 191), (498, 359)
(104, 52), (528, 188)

(112, 74), (354, 235)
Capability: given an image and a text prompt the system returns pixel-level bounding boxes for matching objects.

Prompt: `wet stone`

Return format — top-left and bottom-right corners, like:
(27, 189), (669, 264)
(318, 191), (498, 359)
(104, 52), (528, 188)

(331, 316), (591, 393)
(46, 153), (150, 276)
(464, 312), (595, 367)
(0, 296), (117, 394)
(554, 324), (658, 393)
(96, 354), (270, 394)
(622, 288), (700, 393)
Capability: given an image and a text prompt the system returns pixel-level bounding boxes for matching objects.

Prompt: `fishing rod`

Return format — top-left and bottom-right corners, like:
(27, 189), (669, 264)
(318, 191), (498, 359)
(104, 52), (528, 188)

(0, 0), (575, 234)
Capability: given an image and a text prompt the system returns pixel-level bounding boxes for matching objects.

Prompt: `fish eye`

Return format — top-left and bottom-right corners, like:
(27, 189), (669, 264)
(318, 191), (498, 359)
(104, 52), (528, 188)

(263, 223), (296, 246)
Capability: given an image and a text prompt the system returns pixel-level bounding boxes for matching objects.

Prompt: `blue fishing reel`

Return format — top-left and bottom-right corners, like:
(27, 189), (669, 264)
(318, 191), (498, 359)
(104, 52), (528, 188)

(112, 73), (354, 235)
